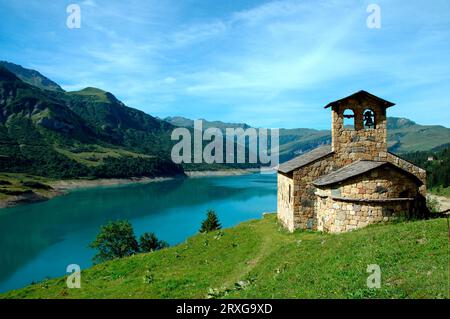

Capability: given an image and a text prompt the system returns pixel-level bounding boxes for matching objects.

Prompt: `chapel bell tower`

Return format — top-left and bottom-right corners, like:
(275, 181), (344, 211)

(325, 90), (395, 164)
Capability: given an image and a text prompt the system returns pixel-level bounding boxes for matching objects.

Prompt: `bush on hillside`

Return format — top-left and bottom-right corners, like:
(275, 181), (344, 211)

(89, 220), (139, 264)
(139, 232), (169, 253)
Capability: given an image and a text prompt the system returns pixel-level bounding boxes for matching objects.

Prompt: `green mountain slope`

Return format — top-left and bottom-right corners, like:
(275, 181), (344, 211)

(0, 61), (64, 92)
(278, 128), (331, 162)
(0, 66), (93, 177)
(0, 66), (183, 179)
(387, 117), (450, 153)
(0, 62), (258, 187)
(2, 214), (447, 299)
(64, 87), (175, 155)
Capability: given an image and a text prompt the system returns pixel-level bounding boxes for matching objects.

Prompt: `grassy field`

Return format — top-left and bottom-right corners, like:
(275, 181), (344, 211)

(1, 214), (448, 299)
(55, 145), (152, 167)
(430, 186), (450, 198)
(66, 87), (110, 103)
(0, 173), (56, 204)
(387, 124), (450, 153)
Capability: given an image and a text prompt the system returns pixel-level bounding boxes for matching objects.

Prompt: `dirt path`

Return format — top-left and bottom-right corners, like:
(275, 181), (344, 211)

(429, 194), (450, 212)
(222, 214), (291, 290)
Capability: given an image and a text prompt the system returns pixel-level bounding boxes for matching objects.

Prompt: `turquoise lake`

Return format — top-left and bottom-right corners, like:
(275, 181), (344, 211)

(0, 173), (277, 293)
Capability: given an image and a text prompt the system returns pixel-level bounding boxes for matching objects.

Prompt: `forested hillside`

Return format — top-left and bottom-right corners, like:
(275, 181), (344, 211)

(401, 146), (450, 190)
(0, 66), (183, 179)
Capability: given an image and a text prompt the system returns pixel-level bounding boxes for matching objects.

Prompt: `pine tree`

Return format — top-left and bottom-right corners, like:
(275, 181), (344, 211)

(199, 209), (222, 233)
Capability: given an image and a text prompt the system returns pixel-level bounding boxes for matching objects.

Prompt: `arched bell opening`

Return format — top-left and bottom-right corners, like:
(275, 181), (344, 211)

(343, 109), (355, 130)
(363, 109), (376, 129)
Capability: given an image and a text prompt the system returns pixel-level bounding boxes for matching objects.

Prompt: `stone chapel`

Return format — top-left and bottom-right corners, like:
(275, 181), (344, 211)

(277, 90), (427, 233)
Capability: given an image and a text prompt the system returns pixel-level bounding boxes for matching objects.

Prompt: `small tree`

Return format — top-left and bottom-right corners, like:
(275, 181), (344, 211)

(139, 232), (169, 253)
(199, 209), (222, 233)
(90, 220), (139, 264)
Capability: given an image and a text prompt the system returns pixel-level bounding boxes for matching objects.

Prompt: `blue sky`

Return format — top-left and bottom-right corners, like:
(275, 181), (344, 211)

(0, 0), (449, 129)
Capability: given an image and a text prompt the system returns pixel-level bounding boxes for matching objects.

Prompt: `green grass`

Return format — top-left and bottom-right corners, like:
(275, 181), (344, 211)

(55, 145), (152, 167)
(1, 214), (448, 299)
(388, 125), (450, 153)
(0, 173), (56, 205)
(430, 186), (450, 198)
(67, 87), (110, 103)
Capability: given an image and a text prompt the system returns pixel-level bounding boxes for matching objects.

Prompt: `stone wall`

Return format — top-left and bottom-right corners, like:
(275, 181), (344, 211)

(277, 172), (295, 231)
(386, 152), (427, 195)
(316, 195), (411, 233)
(290, 154), (335, 230)
(278, 151), (426, 232)
(337, 166), (420, 200)
(315, 165), (419, 233)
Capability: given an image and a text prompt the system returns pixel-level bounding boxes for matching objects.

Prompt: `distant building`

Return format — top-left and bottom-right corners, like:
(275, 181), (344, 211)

(428, 156), (435, 162)
(277, 91), (427, 233)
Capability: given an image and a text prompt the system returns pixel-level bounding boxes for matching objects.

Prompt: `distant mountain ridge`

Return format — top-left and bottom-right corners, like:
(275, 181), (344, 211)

(164, 116), (251, 130)
(167, 116), (450, 161)
(0, 61), (64, 92)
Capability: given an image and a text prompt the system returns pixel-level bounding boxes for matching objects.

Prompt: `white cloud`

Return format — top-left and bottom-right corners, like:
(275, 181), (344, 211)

(168, 21), (227, 48)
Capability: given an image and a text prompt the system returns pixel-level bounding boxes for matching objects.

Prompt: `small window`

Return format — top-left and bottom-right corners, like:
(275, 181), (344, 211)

(343, 109), (355, 129)
(363, 109), (376, 129)
(288, 184), (291, 203)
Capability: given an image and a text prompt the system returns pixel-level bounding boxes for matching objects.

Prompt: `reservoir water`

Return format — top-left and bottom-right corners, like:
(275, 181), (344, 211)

(0, 173), (277, 293)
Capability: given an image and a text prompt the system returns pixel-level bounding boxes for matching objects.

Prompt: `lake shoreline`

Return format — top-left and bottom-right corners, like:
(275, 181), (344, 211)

(185, 168), (259, 177)
(50, 176), (176, 191)
(0, 169), (258, 209)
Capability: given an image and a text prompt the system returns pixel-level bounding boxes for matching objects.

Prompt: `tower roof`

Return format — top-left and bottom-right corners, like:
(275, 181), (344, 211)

(324, 90), (395, 109)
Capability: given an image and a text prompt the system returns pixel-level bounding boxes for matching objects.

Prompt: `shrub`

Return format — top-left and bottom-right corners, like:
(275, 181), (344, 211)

(199, 210), (222, 233)
(89, 220), (139, 263)
(139, 232), (169, 253)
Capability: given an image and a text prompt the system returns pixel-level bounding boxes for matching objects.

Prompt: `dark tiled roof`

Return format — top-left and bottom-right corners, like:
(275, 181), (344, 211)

(324, 90), (395, 109)
(278, 145), (333, 174)
(313, 161), (386, 187)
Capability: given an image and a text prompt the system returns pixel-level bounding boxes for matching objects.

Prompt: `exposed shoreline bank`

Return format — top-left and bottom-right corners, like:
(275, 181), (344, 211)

(50, 176), (176, 191)
(185, 168), (259, 177)
(0, 189), (63, 209)
(0, 169), (258, 209)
